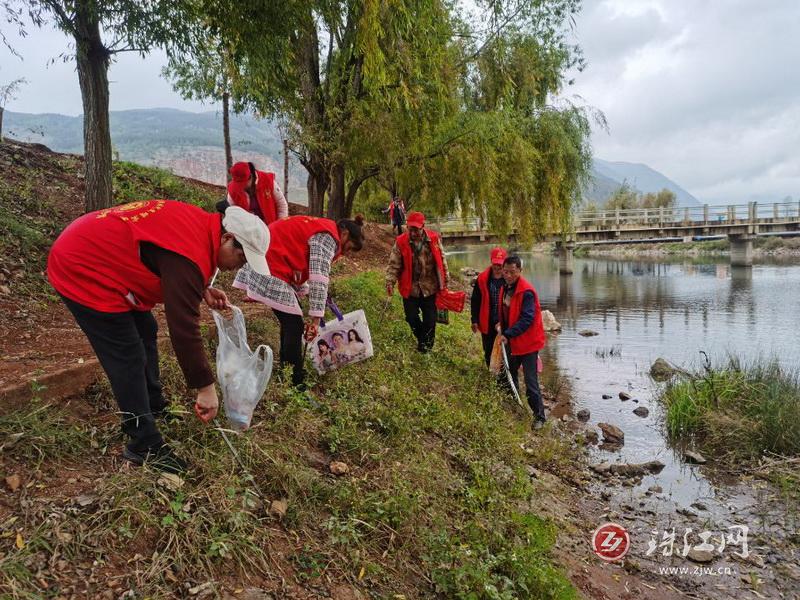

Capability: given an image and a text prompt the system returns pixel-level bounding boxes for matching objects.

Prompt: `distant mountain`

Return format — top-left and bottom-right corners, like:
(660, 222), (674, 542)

(585, 158), (701, 208)
(5, 108), (701, 209)
(4, 108), (307, 199)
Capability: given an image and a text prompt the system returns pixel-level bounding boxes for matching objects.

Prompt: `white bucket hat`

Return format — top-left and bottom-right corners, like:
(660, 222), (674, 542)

(222, 206), (271, 276)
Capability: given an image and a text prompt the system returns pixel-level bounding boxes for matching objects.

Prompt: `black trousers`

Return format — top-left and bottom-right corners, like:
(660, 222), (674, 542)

(481, 329), (498, 367)
(508, 351), (545, 421)
(272, 309), (306, 387)
(402, 295), (437, 351)
(61, 295), (165, 452)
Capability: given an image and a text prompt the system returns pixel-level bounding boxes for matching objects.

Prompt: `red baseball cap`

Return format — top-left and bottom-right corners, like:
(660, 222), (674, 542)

(490, 247), (507, 265)
(406, 211), (425, 228)
(230, 161), (251, 183)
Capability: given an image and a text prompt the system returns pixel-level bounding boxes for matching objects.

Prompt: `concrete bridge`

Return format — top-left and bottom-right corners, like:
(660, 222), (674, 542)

(437, 201), (800, 272)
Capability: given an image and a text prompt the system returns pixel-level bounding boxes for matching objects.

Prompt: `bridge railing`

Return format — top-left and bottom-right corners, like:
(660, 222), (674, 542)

(575, 201), (800, 230)
(434, 201), (800, 236)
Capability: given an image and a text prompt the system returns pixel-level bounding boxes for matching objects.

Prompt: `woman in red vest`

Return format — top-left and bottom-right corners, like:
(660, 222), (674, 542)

(470, 247), (507, 366)
(385, 211), (450, 353)
(47, 201), (270, 473)
(225, 161), (288, 224)
(496, 255), (547, 428)
(232, 214), (365, 388)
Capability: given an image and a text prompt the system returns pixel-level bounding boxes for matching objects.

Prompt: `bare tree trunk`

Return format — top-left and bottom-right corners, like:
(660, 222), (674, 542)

(75, 0), (112, 212)
(327, 162), (346, 220)
(283, 138), (289, 201)
(0, 107), (4, 142)
(305, 149), (328, 216)
(222, 91), (232, 181)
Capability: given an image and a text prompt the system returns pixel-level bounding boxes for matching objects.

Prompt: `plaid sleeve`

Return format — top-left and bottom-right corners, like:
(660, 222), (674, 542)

(307, 233), (338, 317)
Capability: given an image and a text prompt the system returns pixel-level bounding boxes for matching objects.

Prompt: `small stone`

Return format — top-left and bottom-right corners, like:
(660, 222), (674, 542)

(648, 485), (663, 494)
(691, 501), (708, 511)
(576, 409), (590, 422)
(677, 508), (698, 518)
(598, 422), (624, 444)
(650, 358), (677, 382)
(687, 548), (714, 563)
(329, 461), (350, 476)
(619, 391), (631, 401)
(602, 394), (612, 400)
(684, 450), (707, 464)
(157, 473), (185, 491)
(0, 285), (10, 295)
(75, 495), (96, 507)
(584, 430), (599, 444)
(269, 499), (288, 519)
(578, 330), (599, 337)
(4, 474), (22, 492)
(590, 462), (612, 474)
(1, 432), (24, 451)
(67, 478), (77, 484)
(632, 406), (649, 418)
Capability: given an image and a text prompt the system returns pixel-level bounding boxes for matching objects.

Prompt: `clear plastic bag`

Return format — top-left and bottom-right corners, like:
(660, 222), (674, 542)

(212, 306), (273, 431)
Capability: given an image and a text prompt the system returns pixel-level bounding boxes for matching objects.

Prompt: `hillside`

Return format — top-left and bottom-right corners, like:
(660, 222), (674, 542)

(4, 109), (307, 198)
(590, 159), (701, 208)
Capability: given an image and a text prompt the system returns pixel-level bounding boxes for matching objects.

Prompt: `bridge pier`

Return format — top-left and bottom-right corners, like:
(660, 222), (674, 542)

(556, 241), (576, 274)
(729, 234), (756, 267)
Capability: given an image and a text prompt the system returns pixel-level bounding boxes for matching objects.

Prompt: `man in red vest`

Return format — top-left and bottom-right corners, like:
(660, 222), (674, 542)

(496, 255), (547, 428)
(47, 201), (270, 473)
(470, 247), (507, 366)
(385, 211), (450, 353)
(225, 161), (288, 225)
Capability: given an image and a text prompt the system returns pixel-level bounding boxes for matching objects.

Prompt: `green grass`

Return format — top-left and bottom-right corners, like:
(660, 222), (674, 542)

(112, 161), (221, 210)
(660, 359), (800, 507)
(0, 271), (577, 599)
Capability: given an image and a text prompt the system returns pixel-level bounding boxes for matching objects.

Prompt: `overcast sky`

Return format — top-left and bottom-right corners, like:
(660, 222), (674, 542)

(1, 0), (798, 204)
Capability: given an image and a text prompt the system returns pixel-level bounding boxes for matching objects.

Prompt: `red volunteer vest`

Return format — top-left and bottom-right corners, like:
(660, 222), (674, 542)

(475, 267), (498, 335)
(499, 276), (546, 355)
(267, 216), (341, 285)
(229, 170), (278, 224)
(47, 200), (221, 313)
(396, 229), (446, 299)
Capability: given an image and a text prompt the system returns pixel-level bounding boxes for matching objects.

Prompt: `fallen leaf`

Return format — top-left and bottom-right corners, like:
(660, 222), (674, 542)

(5, 474), (22, 492)
(15, 532), (24, 549)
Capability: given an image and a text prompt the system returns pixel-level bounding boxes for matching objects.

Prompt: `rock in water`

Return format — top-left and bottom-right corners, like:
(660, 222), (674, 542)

(684, 450), (707, 464)
(578, 330), (599, 337)
(650, 358), (677, 382)
(602, 394), (612, 400)
(576, 409), (591, 422)
(585, 430), (599, 444)
(608, 461), (665, 477)
(619, 391), (632, 401)
(598, 423), (624, 444)
(541, 310), (562, 332)
(632, 406), (649, 418)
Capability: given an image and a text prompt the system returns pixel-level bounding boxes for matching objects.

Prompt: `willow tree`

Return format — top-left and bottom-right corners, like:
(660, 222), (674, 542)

(16, 0), (194, 211)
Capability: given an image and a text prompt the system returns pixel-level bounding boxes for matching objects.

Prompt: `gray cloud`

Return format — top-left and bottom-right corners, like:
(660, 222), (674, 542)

(568, 0), (800, 203)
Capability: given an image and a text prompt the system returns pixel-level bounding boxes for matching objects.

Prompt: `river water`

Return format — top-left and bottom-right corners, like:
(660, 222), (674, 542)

(446, 247), (800, 509)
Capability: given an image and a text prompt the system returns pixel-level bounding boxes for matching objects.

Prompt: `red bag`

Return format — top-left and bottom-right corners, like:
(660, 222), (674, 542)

(435, 288), (466, 312)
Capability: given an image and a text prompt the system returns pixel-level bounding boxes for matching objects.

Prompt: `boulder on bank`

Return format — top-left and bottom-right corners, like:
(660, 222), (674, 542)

(576, 409), (591, 422)
(650, 358), (677, 382)
(598, 422), (624, 445)
(541, 310), (562, 332)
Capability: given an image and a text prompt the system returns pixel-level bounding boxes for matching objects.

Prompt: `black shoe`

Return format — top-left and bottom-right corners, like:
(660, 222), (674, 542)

(123, 444), (189, 475)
